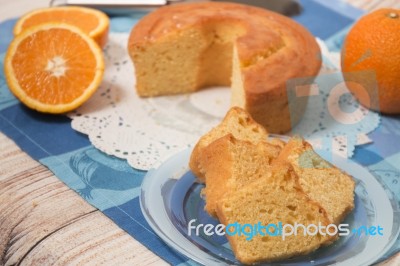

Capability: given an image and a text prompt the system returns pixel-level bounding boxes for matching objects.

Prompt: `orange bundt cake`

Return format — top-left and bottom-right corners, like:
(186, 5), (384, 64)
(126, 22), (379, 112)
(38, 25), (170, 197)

(128, 2), (321, 133)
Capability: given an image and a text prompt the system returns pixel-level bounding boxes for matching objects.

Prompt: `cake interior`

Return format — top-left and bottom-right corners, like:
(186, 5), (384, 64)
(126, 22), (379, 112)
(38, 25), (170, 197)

(132, 21), (246, 108)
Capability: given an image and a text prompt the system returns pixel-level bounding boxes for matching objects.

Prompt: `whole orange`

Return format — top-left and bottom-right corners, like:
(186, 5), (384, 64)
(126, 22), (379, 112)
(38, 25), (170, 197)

(341, 8), (400, 114)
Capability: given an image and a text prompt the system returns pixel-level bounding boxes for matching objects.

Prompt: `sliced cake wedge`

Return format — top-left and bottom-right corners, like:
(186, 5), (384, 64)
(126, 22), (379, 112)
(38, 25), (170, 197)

(189, 107), (269, 181)
(277, 137), (355, 225)
(216, 162), (336, 264)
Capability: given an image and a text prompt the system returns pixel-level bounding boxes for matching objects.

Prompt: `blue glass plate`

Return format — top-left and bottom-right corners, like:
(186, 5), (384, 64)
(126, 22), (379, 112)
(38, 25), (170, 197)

(140, 146), (399, 265)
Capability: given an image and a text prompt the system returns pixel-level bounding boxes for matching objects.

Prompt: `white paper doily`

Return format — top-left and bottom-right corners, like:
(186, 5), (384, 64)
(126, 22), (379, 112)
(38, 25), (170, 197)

(68, 33), (379, 170)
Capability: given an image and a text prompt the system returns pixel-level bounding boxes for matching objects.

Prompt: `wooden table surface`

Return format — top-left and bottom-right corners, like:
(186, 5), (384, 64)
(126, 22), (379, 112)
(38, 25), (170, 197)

(1, 0), (399, 265)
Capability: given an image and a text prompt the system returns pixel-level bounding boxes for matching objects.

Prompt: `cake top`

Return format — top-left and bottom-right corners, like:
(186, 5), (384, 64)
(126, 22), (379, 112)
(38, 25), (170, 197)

(130, 2), (280, 42)
(129, 2), (320, 70)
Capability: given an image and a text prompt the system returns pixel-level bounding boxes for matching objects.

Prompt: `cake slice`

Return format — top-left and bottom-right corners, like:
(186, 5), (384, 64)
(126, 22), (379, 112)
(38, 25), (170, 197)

(189, 107), (269, 181)
(200, 134), (282, 217)
(216, 162), (336, 264)
(277, 137), (355, 225)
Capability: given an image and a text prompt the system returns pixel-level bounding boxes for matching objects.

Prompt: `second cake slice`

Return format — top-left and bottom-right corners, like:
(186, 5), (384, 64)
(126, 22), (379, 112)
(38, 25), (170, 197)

(200, 134), (282, 217)
(216, 162), (336, 264)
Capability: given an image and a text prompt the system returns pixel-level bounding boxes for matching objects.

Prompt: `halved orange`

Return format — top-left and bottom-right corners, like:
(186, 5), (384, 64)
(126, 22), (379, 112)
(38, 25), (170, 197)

(5, 23), (105, 114)
(13, 6), (109, 48)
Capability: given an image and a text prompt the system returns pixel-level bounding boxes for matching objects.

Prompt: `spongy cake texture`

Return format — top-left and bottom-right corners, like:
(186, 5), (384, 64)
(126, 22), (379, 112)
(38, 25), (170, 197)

(200, 134), (282, 217)
(189, 107), (268, 181)
(216, 163), (336, 264)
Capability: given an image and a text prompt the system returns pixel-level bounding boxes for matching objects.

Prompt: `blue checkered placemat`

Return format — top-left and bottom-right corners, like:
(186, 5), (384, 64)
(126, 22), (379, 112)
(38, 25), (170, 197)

(0, 1), (398, 265)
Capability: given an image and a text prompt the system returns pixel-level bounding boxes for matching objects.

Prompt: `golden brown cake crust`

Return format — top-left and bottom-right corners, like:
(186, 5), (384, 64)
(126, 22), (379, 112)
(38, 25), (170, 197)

(129, 2), (320, 72)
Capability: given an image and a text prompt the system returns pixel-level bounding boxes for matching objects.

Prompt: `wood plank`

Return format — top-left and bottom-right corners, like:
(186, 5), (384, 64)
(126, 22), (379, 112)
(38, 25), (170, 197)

(20, 212), (167, 266)
(0, 133), (167, 266)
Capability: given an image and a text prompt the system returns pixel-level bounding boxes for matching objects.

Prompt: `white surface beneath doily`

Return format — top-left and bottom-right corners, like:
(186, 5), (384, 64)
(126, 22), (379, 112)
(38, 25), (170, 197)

(68, 33), (379, 170)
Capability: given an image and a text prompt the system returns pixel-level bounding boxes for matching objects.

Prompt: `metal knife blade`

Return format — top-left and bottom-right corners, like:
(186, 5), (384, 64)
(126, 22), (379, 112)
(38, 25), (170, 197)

(52, 0), (302, 16)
